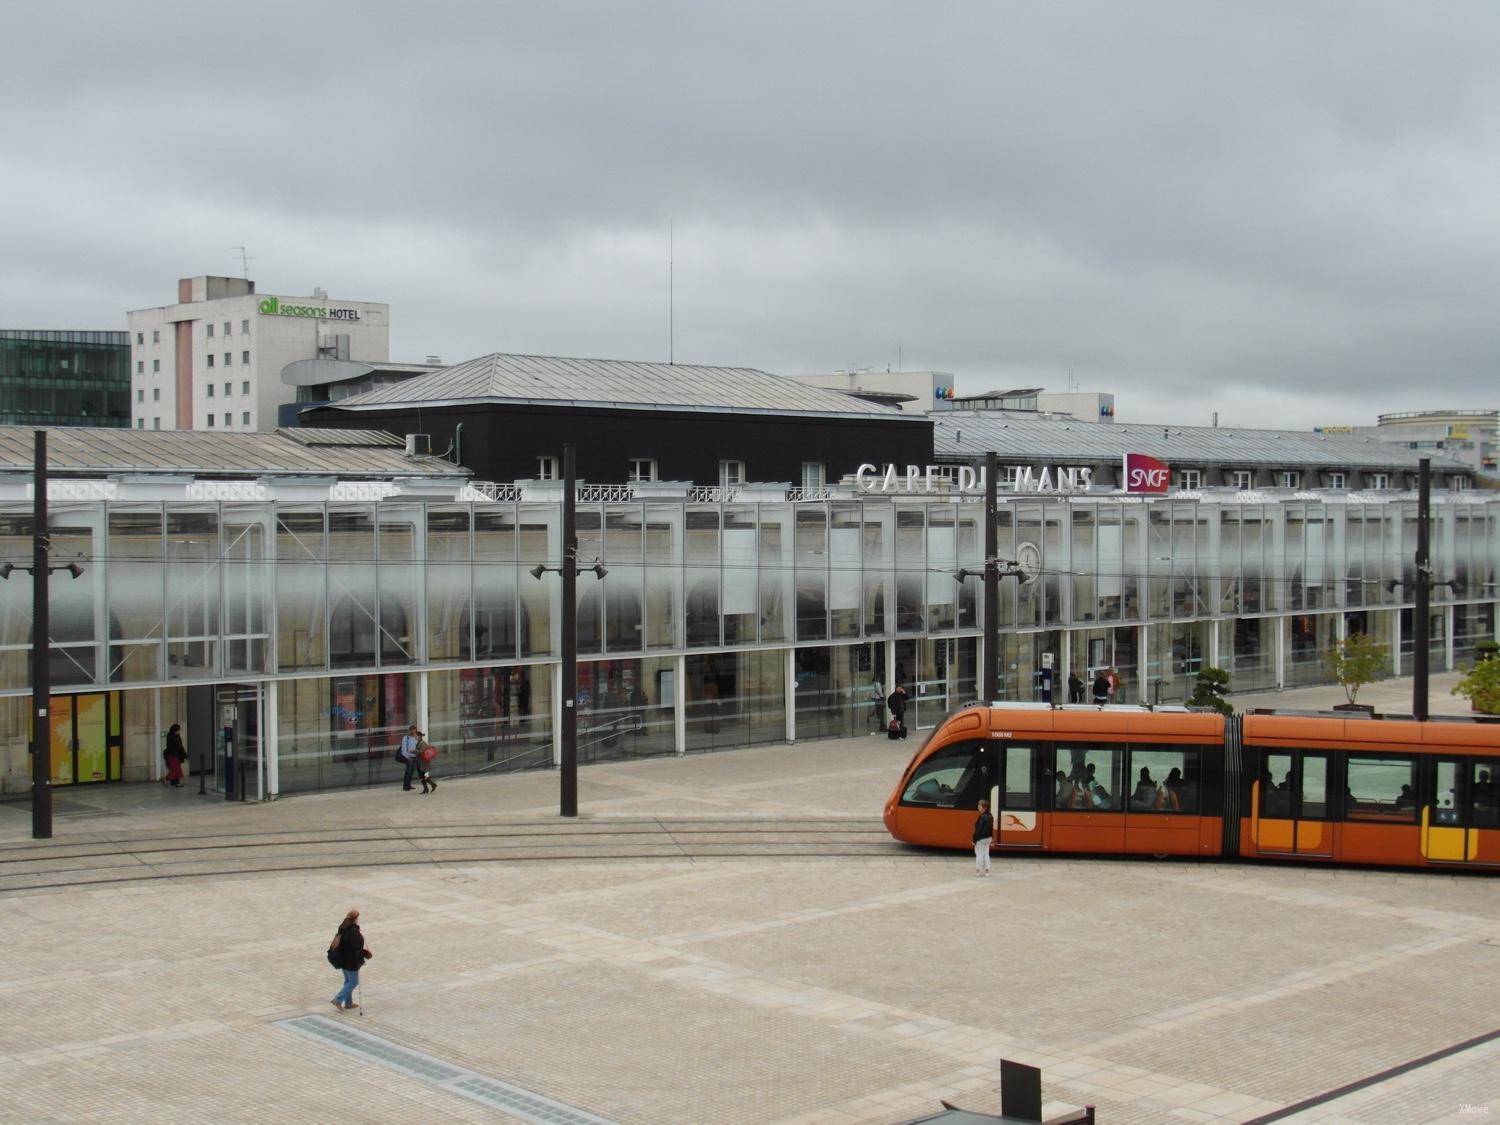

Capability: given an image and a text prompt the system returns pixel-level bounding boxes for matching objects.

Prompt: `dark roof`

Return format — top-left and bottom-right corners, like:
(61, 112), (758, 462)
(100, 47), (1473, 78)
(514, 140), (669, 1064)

(0, 426), (465, 479)
(324, 352), (909, 420)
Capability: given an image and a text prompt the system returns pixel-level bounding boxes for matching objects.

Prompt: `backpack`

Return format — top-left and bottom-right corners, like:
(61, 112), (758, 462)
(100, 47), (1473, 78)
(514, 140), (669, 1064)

(326, 939), (340, 968)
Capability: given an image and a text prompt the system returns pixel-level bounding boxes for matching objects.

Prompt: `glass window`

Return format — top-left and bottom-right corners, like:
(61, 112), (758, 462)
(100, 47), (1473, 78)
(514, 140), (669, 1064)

(136, 332), (144, 345)
(801, 462), (825, 490)
(1002, 744), (1034, 809)
(207, 354), (215, 368)
(152, 330), (160, 344)
(1435, 760), (1461, 825)
(242, 380), (250, 394)
(207, 415), (215, 427)
(719, 460), (745, 486)
(152, 417), (160, 429)
(1260, 751), (1293, 817)
(224, 382), (231, 396)
(537, 456), (558, 481)
(1177, 470), (1202, 490)
(223, 321), (231, 335)
(1329, 473), (1346, 489)
(1370, 473), (1389, 489)
(206, 383), (214, 397)
(242, 412), (250, 426)
(628, 458), (656, 483)
(224, 352), (231, 366)
(902, 740), (983, 807)
(241, 319), (249, 333)
(1053, 746), (1122, 810)
(1281, 471), (1301, 488)
(136, 360), (143, 374)
(1301, 754), (1329, 818)
(136, 389), (144, 403)
(152, 359), (160, 373)
(136, 418), (144, 429)
(1473, 760), (1498, 828)
(1346, 755), (1416, 822)
(1127, 747), (1197, 813)
(223, 414), (232, 427)
(206, 323), (214, 338)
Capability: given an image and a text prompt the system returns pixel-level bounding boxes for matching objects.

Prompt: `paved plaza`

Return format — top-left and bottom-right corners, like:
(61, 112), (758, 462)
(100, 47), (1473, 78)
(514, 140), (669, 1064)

(0, 674), (1494, 1123)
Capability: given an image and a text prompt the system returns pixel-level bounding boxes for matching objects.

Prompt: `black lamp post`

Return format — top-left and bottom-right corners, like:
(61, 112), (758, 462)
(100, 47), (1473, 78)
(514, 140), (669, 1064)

(954, 452), (1026, 703)
(528, 443), (607, 817)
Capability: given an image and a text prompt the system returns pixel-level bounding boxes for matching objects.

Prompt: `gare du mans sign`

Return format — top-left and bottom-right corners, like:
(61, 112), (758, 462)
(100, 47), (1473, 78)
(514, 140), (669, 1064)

(855, 453), (1171, 496)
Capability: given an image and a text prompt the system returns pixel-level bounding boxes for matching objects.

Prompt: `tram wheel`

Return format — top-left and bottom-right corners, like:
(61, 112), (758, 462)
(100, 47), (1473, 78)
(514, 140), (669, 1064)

(1151, 852), (1171, 860)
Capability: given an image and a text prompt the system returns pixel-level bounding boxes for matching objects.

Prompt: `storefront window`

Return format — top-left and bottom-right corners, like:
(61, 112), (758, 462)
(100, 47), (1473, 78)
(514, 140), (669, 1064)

(578, 657), (675, 761)
(685, 649), (785, 752)
(276, 672), (411, 794)
(276, 506), (327, 671)
(427, 665), (552, 778)
(426, 506), (472, 663)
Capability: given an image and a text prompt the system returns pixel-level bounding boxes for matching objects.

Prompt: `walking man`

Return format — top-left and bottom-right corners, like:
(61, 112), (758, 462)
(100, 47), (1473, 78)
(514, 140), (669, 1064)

(972, 799), (993, 876)
(397, 724), (420, 791)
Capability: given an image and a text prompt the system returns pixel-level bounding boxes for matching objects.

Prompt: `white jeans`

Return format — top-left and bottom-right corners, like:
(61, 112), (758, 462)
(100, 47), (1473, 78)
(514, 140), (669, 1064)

(974, 839), (991, 873)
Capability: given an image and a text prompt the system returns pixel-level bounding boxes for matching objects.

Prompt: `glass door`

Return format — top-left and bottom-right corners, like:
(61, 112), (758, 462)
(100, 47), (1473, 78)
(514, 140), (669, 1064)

(1422, 758), (1483, 864)
(1254, 750), (1333, 856)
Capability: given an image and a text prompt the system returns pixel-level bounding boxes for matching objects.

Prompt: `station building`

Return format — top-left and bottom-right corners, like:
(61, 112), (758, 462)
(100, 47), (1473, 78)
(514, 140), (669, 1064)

(0, 413), (1496, 802)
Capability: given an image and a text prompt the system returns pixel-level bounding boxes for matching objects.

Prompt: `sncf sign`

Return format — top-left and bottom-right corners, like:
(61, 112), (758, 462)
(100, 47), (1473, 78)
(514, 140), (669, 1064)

(1123, 453), (1170, 494)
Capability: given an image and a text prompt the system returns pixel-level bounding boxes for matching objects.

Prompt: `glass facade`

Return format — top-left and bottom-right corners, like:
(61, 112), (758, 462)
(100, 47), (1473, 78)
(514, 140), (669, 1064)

(0, 330), (130, 427)
(0, 490), (1496, 796)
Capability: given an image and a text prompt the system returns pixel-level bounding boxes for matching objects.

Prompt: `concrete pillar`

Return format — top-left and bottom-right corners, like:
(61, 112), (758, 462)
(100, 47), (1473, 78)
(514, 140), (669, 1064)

(1060, 630), (1071, 699)
(1208, 619), (1220, 669)
(886, 638), (898, 695)
(151, 687), (162, 783)
(784, 646), (797, 743)
(1275, 616), (1286, 689)
(551, 662), (564, 767)
(415, 670), (430, 738)
(1445, 604), (1455, 671)
(265, 680), (279, 798)
(1138, 623), (1149, 705)
(674, 654), (687, 754)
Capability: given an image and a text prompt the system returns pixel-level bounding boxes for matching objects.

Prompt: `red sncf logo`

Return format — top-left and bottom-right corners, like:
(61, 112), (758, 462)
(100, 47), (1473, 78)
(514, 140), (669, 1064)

(1123, 453), (1170, 493)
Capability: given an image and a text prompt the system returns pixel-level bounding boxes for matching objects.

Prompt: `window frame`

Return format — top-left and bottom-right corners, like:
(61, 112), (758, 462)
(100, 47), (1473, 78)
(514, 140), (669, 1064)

(719, 459), (746, 486)
(1255, 748), (1333, 821)
(1124, 744), (1201, 814)
(1369, 473), (1389, 490)
(899, 739), (989, 809)
(1280, 471), (1301, 489)
(206, 323), (214, 338)
(1052, 743), (1125, 812)
(241, 411), (250, 426)
(537, 455), (559, 481)
(1176, 469), (1203, 491)
(1232, 470), (1253, 490)
(628, 458), (658, 483)
(1328, 472), (1346, 489)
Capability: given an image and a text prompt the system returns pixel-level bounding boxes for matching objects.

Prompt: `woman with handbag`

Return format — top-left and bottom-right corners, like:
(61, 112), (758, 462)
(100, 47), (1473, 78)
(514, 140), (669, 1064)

(162, 723), (187, 788)
(328, 908), (371, 1012)
(416, 732), (439, 794)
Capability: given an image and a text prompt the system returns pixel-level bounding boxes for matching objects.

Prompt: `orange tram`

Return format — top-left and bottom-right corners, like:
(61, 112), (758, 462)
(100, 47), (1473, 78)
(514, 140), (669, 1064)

(883, 703), (1500, 871)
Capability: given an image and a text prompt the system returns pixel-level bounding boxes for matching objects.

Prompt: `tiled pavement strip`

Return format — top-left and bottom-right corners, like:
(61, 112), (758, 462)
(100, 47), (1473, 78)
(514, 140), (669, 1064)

(0, 673), (1494, 1123)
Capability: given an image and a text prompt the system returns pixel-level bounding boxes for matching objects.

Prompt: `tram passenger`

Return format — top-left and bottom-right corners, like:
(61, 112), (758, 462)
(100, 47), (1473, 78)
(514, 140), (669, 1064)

(1394, 784), (1416, 810)
(1475, 769), (1495, 810)
(1131, 767), (1157, 810)
(1159, 767), (1186, 811)
(1084, 763), (1111, 809)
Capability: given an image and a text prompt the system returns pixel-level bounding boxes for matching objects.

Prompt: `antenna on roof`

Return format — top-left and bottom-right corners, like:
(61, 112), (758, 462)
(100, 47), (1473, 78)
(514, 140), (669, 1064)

(669, 220), (674, 366)
(230, 246), (253, 279)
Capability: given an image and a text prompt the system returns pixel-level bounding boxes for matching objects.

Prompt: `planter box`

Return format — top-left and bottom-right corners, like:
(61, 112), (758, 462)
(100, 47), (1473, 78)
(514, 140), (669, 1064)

(1332, 703), (1375, 714)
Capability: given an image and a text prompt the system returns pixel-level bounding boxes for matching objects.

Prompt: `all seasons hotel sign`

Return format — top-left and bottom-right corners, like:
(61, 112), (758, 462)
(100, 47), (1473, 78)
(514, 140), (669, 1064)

(855, 453), (1171, 495)
(257, 296), (362, 321)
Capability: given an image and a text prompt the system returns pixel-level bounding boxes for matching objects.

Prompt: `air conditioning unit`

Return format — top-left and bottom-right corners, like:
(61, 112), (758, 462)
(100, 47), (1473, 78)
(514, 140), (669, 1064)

(405, 434), (431, 457)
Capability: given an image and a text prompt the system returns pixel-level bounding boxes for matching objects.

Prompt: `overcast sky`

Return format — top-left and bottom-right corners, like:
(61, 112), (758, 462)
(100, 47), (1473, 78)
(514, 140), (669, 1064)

(4, 2), (1498, 429)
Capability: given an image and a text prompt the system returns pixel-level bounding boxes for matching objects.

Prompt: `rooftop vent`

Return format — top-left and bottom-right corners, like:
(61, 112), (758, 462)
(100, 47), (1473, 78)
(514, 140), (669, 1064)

(404, 434), (431, 457)
(425, 355), (442, 366)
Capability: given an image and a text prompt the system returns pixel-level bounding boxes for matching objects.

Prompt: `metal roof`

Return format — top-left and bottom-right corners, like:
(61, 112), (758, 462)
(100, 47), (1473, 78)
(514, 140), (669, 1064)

(0, 426), (466, 479)
(324, 352), (909, 420)
(933, 411), (1471, 471)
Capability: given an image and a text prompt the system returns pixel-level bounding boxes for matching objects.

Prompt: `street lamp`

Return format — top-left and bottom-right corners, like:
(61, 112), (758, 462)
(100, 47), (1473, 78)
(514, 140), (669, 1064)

(526, 442), (607, 817)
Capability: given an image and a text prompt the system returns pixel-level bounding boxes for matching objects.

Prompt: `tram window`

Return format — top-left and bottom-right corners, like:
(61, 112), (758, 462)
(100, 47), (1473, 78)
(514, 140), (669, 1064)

(1435, 761), (1461, 825)
(1474, 761), (1498, 828)
(1301, 755), (1329, 819)
(1345, 756), (1417, 822)
(1261, 752), (1293, 818)
(1054, 746), (1121, 811)
(1126, 748), (1196, 813)
(902, 740), (983, 807)
(1002, 745), (1034, 809)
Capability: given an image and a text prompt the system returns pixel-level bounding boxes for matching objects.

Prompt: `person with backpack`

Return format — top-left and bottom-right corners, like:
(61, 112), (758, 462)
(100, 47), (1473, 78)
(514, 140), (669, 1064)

(396, 724), (420, 791)
(887, 684), (908, 739)
(161, 723), (187, 788)
(327, 908), (371, 1012)
(415, 731), (439, 794)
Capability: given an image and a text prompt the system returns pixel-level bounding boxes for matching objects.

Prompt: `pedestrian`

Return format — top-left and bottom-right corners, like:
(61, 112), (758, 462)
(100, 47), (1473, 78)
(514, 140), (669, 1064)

(1092, 670), (1110, 705)
(1106, 667), (1120, 702)
(162, 723), (187, 787)
(1067, 670), (1084, 704)
(887, 684), (909, 739)
(416, 731), (439, 794)
(972, 799), (993, 876)
(396, 724), (420, 791)
(868, 675), (885, 732)
(328, 908), (371, 1012)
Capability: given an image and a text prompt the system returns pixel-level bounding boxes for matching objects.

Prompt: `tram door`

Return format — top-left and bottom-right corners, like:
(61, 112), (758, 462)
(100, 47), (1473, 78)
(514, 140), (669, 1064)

(991, 741), (1045, 848)
(1421, 759), (1487, 864)
(1254, 751), (1333, 856)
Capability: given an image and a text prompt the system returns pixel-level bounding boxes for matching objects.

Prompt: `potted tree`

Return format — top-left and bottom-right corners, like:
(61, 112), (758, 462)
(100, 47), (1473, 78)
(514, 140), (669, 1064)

(1326, 632), (1389, 713)
(1452, 649), (1500, 716)
(1187, 667), (1233, 715)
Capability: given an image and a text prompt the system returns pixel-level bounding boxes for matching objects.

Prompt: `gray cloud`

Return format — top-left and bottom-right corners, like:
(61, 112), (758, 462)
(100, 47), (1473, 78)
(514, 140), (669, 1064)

(4, 1), (1499, 429)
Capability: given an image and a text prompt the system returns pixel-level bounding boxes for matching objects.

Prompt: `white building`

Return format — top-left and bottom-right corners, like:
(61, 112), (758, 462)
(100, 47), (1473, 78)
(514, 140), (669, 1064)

(126, 276), (389, 432)
(791, 370), (956, 414)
